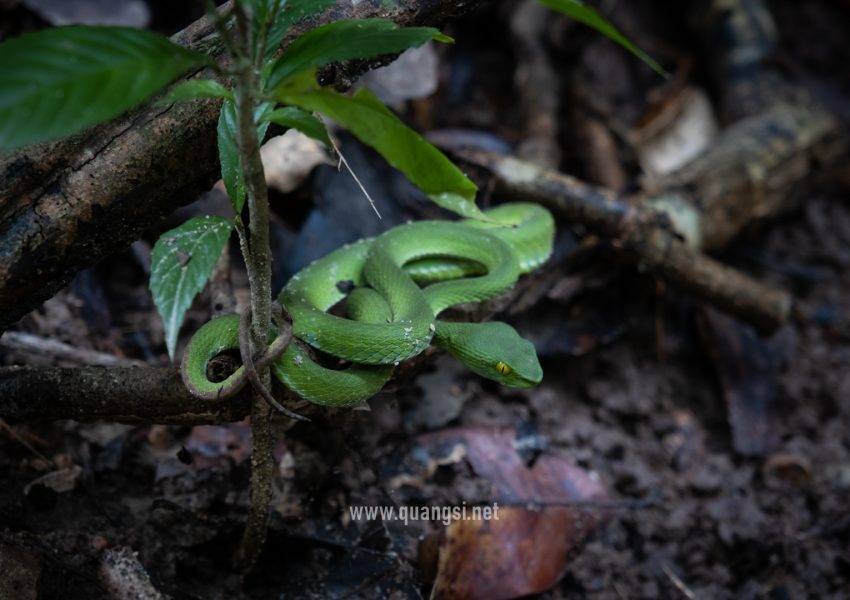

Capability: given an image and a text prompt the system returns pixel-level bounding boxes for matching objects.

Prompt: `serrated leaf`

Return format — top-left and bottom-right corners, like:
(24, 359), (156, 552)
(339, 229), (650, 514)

(264, 0), (336, 62)
(267, 19), (449, 91)
(0, 26), (208, 151)
(536, 0), (667, 77)
(158, 79), (233, 105)
(263, 106), (331, 146)
(218, 99), (274, 213)
(278, 86), (485, 220)
(150, 216), (234, 360)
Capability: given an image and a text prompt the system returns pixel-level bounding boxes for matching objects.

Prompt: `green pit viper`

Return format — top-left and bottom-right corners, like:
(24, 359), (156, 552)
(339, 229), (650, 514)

(181, 202), (555, 407)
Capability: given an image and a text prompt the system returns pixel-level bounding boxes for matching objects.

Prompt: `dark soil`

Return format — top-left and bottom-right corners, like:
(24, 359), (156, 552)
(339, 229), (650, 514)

(1, 1), (849, 598)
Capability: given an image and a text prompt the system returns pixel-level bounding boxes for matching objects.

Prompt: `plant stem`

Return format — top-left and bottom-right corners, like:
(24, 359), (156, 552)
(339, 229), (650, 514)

(254, 0), (281, 69)
(230, 4), (276, 570)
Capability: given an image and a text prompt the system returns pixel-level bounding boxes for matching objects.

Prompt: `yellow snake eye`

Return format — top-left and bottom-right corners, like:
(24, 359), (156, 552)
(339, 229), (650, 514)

(496, 362), (512, 376)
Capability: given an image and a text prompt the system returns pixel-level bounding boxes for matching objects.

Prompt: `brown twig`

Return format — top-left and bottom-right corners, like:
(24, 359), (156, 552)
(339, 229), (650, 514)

(237, 304), (306, 421)
(660, 562), (698, 600)
(453, 147), (804, 333)
(0, 418), (54, 464)
(0, 332), (147, 367)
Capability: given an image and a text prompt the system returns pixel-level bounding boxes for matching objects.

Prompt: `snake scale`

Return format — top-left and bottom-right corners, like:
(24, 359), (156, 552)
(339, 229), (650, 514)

(181, 202), (555, 407)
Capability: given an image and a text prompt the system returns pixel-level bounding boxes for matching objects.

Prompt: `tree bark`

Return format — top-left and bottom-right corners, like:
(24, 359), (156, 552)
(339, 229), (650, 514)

(0, 0), (491, 332)
(0, 347), (441, 424)
(0, 366), (251, 424)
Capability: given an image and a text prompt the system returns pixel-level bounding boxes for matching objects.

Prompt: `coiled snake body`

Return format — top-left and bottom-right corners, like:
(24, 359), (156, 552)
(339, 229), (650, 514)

(182, 203), (555, 406)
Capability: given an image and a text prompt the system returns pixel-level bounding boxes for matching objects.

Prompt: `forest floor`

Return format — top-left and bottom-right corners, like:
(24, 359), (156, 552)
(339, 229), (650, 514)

(1, 1), (849, 598)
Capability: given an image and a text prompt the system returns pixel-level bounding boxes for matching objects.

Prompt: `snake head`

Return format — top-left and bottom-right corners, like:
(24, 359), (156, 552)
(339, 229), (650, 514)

(437, 321), (543, 388)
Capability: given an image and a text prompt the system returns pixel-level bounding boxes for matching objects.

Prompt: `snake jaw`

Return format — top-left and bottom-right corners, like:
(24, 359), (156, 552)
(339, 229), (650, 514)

(504, 358), (544, 388)
(433, 321), (543, 388)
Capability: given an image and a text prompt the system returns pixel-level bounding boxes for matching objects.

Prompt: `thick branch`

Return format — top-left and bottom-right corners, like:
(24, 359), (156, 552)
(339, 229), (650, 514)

(0, 349), (441, 424)
(454, 97), (847, 334)
(0, 0), (491, 332)
(459, 149), (790, 332)
(0, 366), (250, 424)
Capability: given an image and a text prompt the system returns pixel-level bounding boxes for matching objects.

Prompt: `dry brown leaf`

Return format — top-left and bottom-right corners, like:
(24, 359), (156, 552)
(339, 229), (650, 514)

(419, 427), (608, 599)
(432, 506), (593, 600)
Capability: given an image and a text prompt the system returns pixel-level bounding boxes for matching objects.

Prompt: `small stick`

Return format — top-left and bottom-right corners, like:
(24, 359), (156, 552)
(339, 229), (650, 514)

(498, 496), (657, 511)
(0, 418), (54, 464)
(0, 331), (147, 367)
(237, 305), (308, 421)
(660, 562), (699, 600)
(454, 148), (792, 333)
(328, 131), (382, 219)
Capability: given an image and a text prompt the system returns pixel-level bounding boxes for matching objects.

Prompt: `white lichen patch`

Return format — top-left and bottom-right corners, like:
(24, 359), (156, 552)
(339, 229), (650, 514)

(505, 156), (543, 184)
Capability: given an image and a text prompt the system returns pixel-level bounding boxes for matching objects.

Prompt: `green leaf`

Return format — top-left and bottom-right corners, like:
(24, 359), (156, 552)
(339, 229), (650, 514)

(0, 26), (208, 151)
(250, 0), (276, 58)
(217, 99), (273, 213)
(274, 67), (321, 95)
(217, 100), (242, 213)
(267, 19), (450, 91)
(536, 0), (667, 77)
(247, 0), (273, 23)
(157, 79), (233, 105)
(264, 0), (336, 62)
(150, 215), (234, 360)
(263, 106), (331, 146)
(279, 86), (484, 220)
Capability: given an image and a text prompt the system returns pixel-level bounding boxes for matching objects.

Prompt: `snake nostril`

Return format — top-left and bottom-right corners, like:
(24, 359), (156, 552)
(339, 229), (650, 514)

(336, 280), (355, 293)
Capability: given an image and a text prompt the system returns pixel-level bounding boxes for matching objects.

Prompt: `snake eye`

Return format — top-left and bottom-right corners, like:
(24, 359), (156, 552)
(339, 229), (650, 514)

(496, 362), (512, 376)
